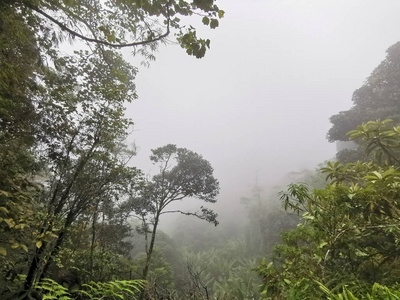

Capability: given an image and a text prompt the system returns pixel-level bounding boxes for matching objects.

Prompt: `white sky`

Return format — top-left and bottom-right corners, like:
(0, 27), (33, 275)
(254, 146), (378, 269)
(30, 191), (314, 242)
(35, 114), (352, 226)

(123, 0), (400, 224)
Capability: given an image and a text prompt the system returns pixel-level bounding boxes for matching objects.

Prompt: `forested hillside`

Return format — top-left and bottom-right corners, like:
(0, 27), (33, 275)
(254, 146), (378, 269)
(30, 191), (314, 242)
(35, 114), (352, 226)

(1, 0), (400, 300)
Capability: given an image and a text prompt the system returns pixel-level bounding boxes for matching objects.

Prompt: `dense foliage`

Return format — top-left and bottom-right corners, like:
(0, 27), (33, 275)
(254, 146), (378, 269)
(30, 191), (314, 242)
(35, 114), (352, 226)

(257, 120), (400, 299)
(328, 42), (400, 164)
(3, 0), (400, 299)
(328, 42), (400, 143)
(0, 0), (224, 299)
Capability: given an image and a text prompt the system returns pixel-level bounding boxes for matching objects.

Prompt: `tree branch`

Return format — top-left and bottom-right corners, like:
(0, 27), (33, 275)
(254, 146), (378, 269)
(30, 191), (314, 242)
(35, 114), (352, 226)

(160, 209), (217, 226)
(160, 209), (199, 216)
(27, 3), (170, 49)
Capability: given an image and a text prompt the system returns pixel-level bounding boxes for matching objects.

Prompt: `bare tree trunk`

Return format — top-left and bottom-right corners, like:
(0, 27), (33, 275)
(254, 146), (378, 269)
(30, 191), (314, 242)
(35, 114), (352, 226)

(142, 212), (159, 280)
(90, 201), (99, 274)
(140, 211), (160, 300)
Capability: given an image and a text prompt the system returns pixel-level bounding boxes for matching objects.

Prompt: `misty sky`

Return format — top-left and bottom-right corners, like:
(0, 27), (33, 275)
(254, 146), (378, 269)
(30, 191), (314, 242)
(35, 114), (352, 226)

(123, 0), (400, 223)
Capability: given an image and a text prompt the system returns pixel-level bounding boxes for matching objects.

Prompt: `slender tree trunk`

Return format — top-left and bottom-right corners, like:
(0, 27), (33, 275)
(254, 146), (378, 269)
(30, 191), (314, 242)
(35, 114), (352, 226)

(140, 212), (160, 300)
(142, 213), (159, 280)
(16, 213), (73, 300)
(19, 243), (46, 299)
(90, 202), (99, 274)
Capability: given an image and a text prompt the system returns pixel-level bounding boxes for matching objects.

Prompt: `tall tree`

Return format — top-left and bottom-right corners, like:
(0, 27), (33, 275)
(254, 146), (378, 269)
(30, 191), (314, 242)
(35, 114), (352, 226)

(132, 144), (219, 282)
(14, 48), (143, 299)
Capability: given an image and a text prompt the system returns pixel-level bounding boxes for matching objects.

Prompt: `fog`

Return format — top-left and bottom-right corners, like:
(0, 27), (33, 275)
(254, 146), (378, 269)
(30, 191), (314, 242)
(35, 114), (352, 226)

(124, 0), (400, 230)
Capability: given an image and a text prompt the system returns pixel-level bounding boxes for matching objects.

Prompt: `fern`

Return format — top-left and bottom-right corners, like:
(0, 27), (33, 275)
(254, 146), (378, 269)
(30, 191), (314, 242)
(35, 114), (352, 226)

(35, 278), (146, 300)
(77, 279), (146, 300)
(35, 278), (73, 300)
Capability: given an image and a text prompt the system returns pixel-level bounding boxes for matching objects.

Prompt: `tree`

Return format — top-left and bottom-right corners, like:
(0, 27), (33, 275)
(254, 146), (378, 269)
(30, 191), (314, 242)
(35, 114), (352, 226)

(132, 144), (219, 282)
(328, 42), (400, 163)
(0, 44), (146, 298)
(328, 42), (400, 143)
(0, 0), (42, 265)
(257, 120), (400, 299)
(14, 48), (145, 299)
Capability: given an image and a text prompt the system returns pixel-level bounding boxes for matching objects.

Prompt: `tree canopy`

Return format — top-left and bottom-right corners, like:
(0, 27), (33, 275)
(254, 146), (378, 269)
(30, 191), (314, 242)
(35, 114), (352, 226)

(10, 0), (224, 59)
(328, 42), (400, 143)
(132, 144), (219, 284)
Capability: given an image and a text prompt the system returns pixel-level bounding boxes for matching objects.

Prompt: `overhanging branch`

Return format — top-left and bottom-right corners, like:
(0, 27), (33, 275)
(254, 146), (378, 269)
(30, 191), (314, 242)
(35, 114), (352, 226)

(27, 3), (171, 48)
(160, 209), (218, 226)
(161, 209), (196, 216)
